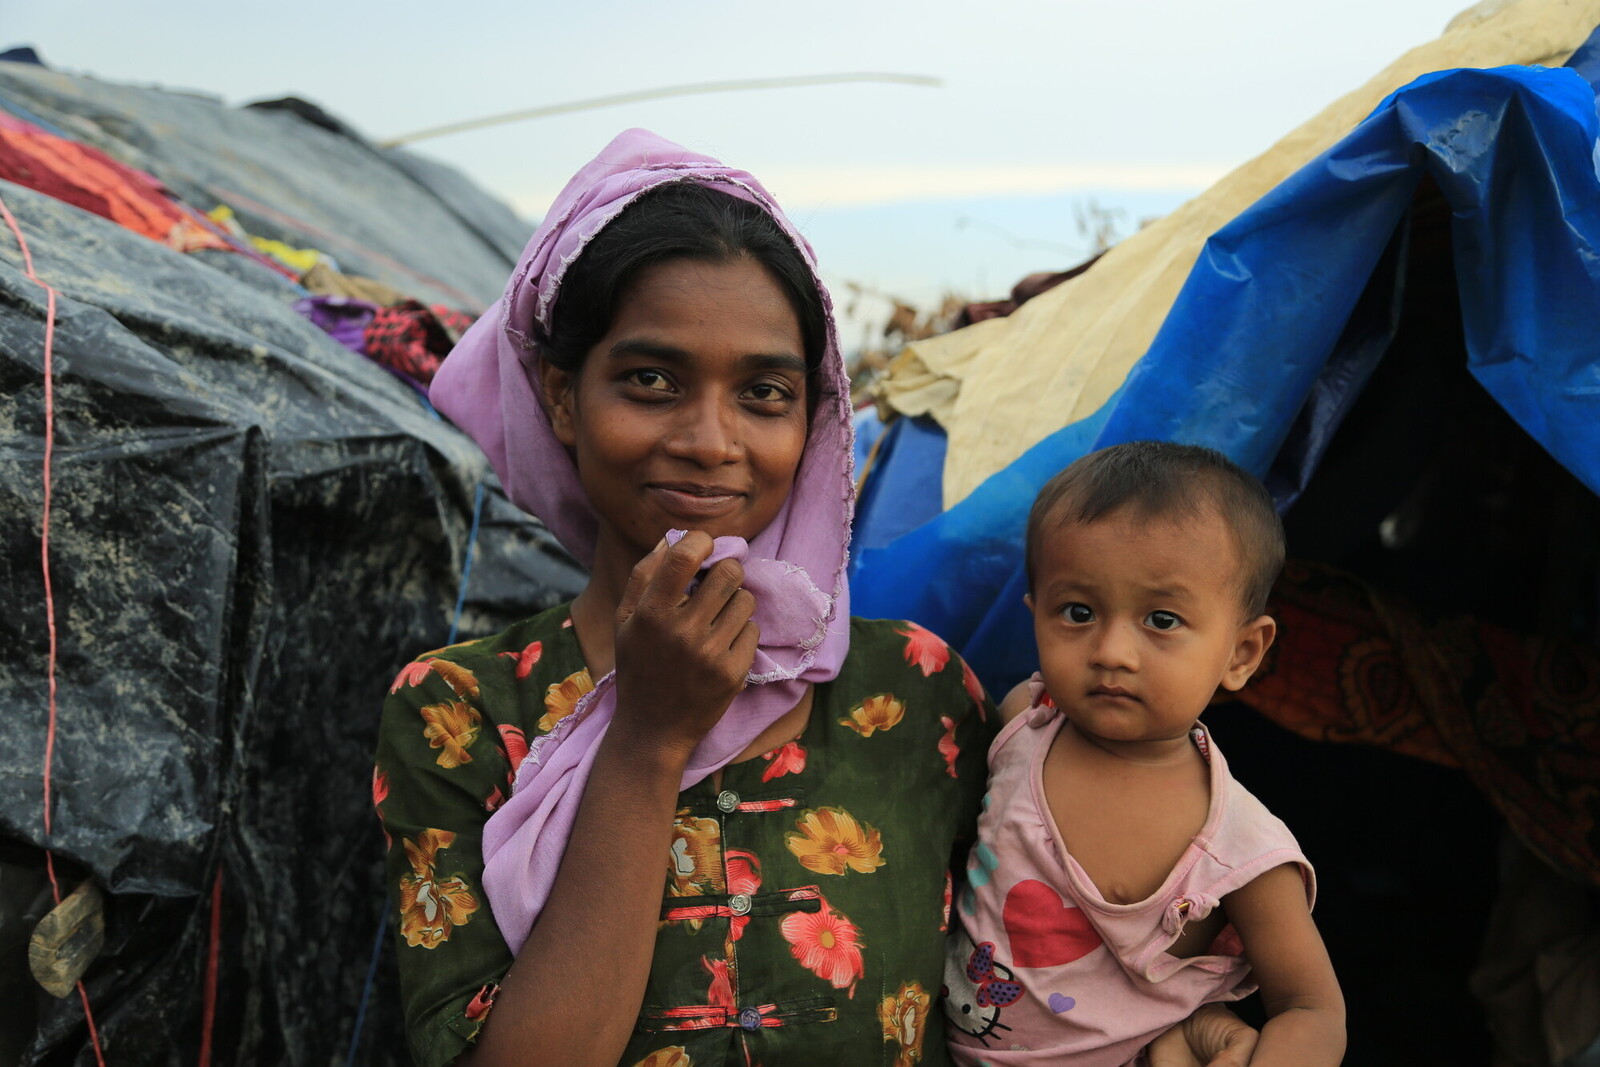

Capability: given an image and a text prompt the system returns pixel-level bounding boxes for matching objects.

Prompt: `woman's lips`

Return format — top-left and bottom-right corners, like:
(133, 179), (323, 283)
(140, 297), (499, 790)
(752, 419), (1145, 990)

(647, 484), (746, 518)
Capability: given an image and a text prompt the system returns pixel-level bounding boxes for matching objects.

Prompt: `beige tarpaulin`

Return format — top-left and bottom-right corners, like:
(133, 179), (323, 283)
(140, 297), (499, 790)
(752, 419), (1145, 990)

(877, 0), (1600, 508)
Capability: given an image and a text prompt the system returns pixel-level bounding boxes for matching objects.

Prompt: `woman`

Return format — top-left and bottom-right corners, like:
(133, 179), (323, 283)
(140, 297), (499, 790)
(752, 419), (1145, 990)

(375, 130), (1256, 1067)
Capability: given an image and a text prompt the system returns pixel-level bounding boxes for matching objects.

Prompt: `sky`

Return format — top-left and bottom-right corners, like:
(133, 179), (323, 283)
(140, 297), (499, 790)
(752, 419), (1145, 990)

(11, 0), (1477, 322)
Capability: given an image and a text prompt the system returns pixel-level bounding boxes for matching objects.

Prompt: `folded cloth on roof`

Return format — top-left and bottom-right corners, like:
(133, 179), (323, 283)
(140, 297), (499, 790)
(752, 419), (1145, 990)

(300, 260), (406, 306)
(363, 300), (474, 386)
(1233, 559), (1600, 889)
(293, 294), (379, 354)
(0, 112), (230, 252)
(206, 204), (334, 273)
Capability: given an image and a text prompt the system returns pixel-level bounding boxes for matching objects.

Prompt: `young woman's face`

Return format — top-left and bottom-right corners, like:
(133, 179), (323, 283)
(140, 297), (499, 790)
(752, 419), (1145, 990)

(542, 255), (810, 572)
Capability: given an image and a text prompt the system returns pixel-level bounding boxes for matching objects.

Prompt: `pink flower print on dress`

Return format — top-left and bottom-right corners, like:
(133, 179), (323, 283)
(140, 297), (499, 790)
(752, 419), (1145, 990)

(725, 849), (761, 942)
(937, 715), (960, 778)
(781, 898), (865, 995)
(497, 640), (543, 680)
(702, 956), (735, 1010)
(760, 740), (806, 781)
(498, 724), (529, 777)
(896, 621), (950, 676)
(960, 657), (988, 721)
(389, 661), (433, 693)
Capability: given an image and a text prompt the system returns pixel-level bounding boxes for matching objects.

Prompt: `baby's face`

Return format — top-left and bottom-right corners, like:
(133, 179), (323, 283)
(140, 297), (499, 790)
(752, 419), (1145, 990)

(1026, 508), (1265, 745)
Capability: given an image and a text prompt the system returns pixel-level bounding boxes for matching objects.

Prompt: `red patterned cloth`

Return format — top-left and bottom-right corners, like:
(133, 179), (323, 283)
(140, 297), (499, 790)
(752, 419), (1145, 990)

(0, 112), (230, 252)
(361, 301), (475, 386)
(1233, 560), (1600, 886)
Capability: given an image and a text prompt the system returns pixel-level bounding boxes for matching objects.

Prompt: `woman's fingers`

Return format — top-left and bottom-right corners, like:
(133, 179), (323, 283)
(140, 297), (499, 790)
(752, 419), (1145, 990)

(617, 537), (673, 624)
(709, 587), (757, 649)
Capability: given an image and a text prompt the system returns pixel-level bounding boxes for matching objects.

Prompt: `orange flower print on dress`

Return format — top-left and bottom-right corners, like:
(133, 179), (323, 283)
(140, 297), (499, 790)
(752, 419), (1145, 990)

(877, 980), (931, 1066)
(781, 898), (865, 995)
(785, 807), (885, 876)
(397, 828), (479, 949)
(667, 815), (724, 901)
(630, 1049), (692, 1067)
(429, 659), (480, 700)
(725, 849), (761, 942)
(419, 700), (481, 769)
(940, 870), (953, 933)
(497, 640), (543, 680)
(896, 621), (950, 676)
(839, 693), (905, 737)
(760, 740), (806, 781)
(937, 715), (960, 778)
(540, 668), (594, 732)
(389, 661), (433, 693)
(498, 723), (529, 778)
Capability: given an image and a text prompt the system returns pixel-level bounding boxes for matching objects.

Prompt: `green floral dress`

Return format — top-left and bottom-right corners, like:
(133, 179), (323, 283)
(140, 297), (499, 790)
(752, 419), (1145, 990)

(375, 605), (995, 1067)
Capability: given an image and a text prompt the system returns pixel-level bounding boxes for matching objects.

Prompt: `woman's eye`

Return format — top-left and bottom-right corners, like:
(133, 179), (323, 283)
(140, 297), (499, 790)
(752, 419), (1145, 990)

(1063, 603), (1093, 624)
(1146, 611), (1182, 631)
(628, 369), (671, 391)
(746, 381), (793, 403)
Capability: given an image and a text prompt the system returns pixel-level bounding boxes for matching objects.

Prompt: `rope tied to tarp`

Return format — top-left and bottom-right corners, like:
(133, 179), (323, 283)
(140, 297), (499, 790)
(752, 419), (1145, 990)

(0, 188), (110, 1066)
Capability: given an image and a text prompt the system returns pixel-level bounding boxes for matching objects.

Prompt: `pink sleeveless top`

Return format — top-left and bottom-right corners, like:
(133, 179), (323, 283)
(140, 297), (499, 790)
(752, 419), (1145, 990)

(944, 691), (1314, 1066)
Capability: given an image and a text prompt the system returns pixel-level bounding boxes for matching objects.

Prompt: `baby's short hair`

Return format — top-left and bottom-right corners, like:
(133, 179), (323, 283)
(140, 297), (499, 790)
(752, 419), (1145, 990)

(1025, 441), (1285, 617)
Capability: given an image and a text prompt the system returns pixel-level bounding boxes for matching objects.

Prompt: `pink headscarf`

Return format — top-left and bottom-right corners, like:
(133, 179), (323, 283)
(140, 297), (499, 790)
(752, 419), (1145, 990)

(428, 129), (854, 954)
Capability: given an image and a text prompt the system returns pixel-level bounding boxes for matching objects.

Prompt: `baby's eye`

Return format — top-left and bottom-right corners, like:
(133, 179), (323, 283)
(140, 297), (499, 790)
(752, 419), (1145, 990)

(1146, 610), (1183, 631)
(1062, 603), (1093, 624)
(627, 369), (671, 391)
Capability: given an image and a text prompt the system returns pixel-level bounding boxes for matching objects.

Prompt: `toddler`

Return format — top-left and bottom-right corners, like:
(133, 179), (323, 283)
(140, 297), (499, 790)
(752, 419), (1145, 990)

(943, 441), (1345, 1066)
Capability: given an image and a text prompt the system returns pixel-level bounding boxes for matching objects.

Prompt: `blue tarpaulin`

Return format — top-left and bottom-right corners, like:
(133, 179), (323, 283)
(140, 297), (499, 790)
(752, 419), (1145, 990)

(852, 41), (1600, 694)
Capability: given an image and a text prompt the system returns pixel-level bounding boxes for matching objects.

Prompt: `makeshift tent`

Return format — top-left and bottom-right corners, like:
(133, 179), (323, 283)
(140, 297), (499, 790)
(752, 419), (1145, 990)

(853, 5), (1600, 1064)
(871, 0), (1600, 507)
(0, 60), (585, 1065)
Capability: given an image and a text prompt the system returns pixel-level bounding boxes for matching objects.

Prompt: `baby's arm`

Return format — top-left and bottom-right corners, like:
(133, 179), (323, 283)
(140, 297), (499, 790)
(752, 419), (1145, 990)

(998, 679), (1035, 723)
(1223, 863), (1346, 1065)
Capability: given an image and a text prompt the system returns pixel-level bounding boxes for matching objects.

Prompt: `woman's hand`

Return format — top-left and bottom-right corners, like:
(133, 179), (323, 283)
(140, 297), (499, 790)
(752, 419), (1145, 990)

(1147, 1003), (1260, 1067)
(612, 531), (759, 753)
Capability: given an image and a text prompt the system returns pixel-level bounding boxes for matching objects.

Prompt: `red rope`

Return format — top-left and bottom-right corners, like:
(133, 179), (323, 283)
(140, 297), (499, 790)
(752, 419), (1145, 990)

(0, 190), (110, 1067)
(198, 869), (223, 1067)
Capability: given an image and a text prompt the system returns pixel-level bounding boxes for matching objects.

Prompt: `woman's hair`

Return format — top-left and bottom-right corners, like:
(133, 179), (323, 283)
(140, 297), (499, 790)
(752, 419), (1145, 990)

(536, 181), (826, 374)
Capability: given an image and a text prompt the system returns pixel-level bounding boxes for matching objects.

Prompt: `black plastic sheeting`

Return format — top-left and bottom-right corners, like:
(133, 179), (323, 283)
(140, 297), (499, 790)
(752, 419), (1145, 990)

(0, 72), (586, 1065)
(0, 62), (526, 312)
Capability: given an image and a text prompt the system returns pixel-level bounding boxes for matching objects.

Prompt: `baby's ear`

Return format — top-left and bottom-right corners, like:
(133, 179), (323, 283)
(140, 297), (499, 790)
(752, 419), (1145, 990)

(1023, 593), (1035, 612)
(1220, 614), (1276, 692)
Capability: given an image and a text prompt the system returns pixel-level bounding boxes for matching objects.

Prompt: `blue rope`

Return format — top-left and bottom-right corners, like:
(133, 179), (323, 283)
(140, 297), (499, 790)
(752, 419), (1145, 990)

(344, 891), (391, 1066)
(345, 479), (487, 1064)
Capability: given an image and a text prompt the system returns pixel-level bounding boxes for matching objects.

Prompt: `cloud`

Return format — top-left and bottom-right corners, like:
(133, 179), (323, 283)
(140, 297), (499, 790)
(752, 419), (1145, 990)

(508, 161), (1228, 217)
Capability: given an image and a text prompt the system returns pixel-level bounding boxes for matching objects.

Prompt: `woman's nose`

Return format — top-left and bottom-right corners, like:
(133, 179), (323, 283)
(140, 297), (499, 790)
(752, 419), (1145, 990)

(662, 395), (741, 466)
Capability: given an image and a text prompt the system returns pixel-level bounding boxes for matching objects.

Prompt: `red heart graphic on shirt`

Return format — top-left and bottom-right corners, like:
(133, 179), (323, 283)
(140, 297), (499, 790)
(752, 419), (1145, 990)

(1002, 879), (1104, 969)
